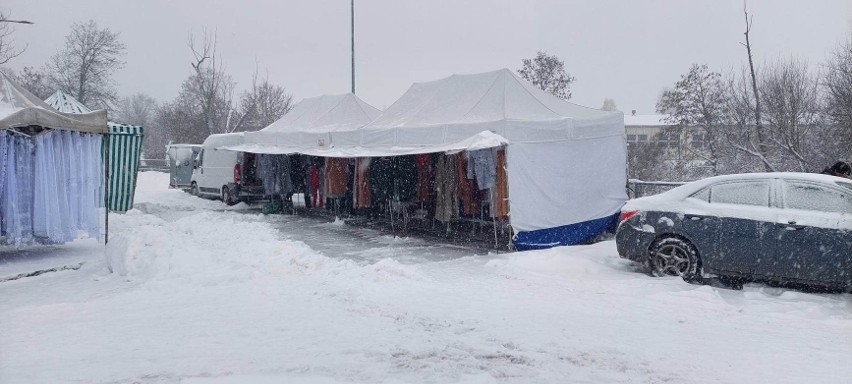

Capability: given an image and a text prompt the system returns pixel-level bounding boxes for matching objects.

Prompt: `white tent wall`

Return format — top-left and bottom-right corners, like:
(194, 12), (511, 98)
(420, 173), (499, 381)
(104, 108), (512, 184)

(507, 134), (628, 250)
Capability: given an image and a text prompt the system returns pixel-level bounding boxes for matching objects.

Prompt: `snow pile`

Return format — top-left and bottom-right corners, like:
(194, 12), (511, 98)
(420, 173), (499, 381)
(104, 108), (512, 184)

(106, 209), (333, 283)
(3, 170), (851, 384)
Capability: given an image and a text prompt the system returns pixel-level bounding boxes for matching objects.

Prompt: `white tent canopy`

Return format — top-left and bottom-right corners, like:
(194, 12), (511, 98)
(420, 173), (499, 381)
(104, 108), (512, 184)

(332, 68), (625, 249)
(0, 72), (107, 134)
(331, 68), (622, 152)
(238, 93), (381, 153)
(45, 90), (93, 114)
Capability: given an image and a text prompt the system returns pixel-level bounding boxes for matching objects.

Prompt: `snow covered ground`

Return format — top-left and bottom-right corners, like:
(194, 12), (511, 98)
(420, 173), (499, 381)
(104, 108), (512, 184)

(1, 171), (850, 384)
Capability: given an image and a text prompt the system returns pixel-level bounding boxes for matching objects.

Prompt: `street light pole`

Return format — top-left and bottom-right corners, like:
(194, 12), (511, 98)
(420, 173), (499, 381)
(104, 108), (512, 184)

(351, 0), (355, 94)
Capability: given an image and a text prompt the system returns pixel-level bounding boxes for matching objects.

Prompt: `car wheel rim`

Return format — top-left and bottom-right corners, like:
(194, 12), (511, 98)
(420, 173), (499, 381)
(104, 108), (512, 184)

(653, 244), (691, 277)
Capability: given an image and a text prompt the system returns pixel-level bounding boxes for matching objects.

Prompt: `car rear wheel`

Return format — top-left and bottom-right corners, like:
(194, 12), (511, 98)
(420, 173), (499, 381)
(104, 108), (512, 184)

(649, 236), (700, 283)
(222, 186), (237, 206)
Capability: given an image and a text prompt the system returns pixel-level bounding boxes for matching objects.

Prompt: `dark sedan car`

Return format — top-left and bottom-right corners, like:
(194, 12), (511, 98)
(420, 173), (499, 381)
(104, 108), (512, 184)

(616, 173), (852, 290)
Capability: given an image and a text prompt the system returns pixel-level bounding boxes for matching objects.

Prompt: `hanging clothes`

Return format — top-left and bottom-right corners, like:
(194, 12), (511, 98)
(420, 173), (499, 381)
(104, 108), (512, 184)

(309, 162), (323, 208)
(289, 154), (308, 192)
(415, 154), (432, 203)
(456, 152), (479, 216)
(324, 157), (349, 198)
(493, 148), (509, 218)
(353, 157), (372, 209)
(433, 154), (459, 222)
(395, 155), (418, 202)
(257, 154), (293, 196)
(258, 154), (279, 196)
(369, 157), (394, 207)
(466, 148), (497, 190)
(278, 155), (293, 194)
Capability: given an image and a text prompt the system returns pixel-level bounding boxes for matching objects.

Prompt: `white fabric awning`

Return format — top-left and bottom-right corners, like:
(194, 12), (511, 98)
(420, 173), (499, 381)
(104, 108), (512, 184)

(0, 72), (107, 134)
(222, 130), (508, 157)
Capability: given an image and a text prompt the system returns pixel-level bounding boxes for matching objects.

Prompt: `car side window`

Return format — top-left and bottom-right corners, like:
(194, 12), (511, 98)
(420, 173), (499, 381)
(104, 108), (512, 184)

(710, 181), (770, 207)
(784, 181), (852, 214)
(689, 188), (710, 202)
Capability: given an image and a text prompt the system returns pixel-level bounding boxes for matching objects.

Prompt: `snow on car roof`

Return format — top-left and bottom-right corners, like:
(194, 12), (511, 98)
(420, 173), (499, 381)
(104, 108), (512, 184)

(626, 172), (852, 210)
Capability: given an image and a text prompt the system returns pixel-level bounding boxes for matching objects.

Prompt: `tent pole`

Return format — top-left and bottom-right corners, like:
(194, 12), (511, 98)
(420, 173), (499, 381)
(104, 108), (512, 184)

(491, 188), (498, 249)
(104, 131), (110, 244)
(500, 145), (513, 251)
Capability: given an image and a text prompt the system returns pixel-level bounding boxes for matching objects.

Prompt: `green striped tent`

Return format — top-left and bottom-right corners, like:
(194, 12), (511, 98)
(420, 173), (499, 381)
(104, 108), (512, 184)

(43, 90), (146, 213)
(107, 122), (144, 212)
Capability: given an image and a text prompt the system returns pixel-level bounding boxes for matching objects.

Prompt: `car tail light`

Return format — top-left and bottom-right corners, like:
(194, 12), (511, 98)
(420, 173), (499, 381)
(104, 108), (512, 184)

(619, 210), (639, 223)
(233, 163), (241, 184)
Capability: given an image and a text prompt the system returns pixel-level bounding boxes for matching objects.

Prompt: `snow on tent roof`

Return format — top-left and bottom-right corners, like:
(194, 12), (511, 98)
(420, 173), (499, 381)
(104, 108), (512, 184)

(242, 93), (381, 151)
(43, 90), (143, 134)
(337, 68), (623, 149)
(624, 114), (671, 127)
(202, 132), (245, 149)
(260, 93), (380, 133)
(45, 90), (93, 114)
(0, 71), (107, 134)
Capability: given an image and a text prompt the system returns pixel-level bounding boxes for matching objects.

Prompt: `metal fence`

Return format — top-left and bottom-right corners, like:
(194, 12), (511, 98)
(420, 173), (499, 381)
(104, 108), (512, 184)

(138, 158), (169, 173)
(627, 179), (687, 199)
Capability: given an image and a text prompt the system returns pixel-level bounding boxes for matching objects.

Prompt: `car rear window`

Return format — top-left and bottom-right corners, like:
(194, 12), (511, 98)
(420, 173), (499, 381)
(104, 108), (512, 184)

(710, 181), (770, 207)
(785, 181), (852, 214)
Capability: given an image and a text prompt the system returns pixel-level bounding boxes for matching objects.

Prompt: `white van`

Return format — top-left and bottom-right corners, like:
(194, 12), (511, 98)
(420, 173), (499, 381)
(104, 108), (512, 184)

(190, 133), (264, 205)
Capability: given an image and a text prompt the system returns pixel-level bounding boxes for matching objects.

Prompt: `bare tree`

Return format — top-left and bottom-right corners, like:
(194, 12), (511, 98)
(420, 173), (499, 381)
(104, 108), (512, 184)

(187, 31), (245, 135)
(9, 66), (52, 99)
(759, 58), (821, 171)
(601, 98), (618, 112)
(117, 93), (161, 158)
(116, 93), (158, 126)
(823, 31), (852, 162)
(657, 64), (727, 175)
(518, 50), (575, 100)
(46, 20), (126, 110)
(722, 67), (777, 172)
(0, 11), (30, 65)
(239, 70), (293, 131)
(740, 4), (772, 171)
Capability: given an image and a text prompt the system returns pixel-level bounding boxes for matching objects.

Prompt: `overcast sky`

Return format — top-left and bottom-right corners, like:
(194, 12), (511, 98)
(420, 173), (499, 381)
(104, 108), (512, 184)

(4, 0), (851, 114)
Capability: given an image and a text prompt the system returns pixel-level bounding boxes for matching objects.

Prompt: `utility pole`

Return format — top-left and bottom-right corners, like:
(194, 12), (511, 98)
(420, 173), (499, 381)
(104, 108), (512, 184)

(351, 0), (355, 94)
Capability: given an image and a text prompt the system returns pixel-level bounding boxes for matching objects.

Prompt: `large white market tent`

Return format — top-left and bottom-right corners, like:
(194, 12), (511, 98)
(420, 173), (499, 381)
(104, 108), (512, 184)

(219, 69), (627, 250)
(343, 69), (626, 249)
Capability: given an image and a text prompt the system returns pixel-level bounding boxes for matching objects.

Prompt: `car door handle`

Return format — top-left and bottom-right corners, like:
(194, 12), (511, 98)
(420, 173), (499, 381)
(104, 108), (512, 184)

(685, 214), (704, 221)
(780, 221), (805, 230)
